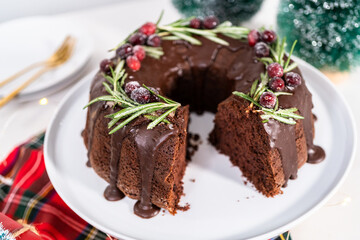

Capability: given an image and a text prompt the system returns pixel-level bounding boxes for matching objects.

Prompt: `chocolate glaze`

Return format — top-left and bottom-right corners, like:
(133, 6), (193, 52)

(85, 34), (325, 217)
(133, 124), (176, 218)
(103, 126), (127, 201)
(264, 119), (298, 186)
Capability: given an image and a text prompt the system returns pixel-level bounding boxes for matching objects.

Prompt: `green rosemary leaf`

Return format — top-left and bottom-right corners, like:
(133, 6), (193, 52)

(83, 95), (117, 109)
(274, 92), (293, 96)
(156, 10), (164, 26)
(144, 114), (170, 124)
(258, 57), (274, 65)
(203, 35), (229, 46)
(109, 105), (164, 134)
(233, 91), (262, 108)
(171, 31), (202, 45)
(182, 28), (216, 36)
(108, 117), (121, 129)
(284, 62), (298, 73)
(274, 98), (279, 111)
(216, 21), (232, 28)
(103, 82), (115, 96)
(278, 37), (286, 66)
(276, 108), (304, 119)
(250, 79), (259, 97)
(142, 46), (164, 59)
(261, 113), (297, 125)
(104, 75), (114, 85)
(147, 105), (179, 129)
(143, 85), (177, 104)
(284, 40), (297, 70)
(162, 36), (182, 41)
(107, 102), (164, 120)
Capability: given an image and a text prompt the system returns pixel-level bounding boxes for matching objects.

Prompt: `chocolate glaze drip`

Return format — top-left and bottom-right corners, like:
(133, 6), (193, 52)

(133, 124), (176, 218)
(264, 119), (298, 186)
(103, 126), (127, 201)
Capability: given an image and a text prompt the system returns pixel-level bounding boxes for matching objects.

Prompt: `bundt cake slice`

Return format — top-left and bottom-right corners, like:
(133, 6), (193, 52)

(210, 95), (308, 196)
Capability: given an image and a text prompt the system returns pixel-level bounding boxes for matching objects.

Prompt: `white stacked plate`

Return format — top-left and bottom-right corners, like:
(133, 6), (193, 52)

(0, 16), (93, 101)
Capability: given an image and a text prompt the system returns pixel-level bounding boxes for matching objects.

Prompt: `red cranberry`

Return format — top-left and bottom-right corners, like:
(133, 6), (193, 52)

(139, 22), (157, 36)
(130, 87), (151, 104)
(262, 30), (277, 44)
(268, 77), (285, 92)
(203, 16), (219, 29)
(99, 59), (114, 74)
(189, 18), (202, 29)
(248, 29), (261, 47)
(285, 72), (302, 89)
(259, 92), (277, 109)
(116, 43), (133, 59)
(254, 42), (270, 57)
(133, 45), (146, 61)
(125, 81), (141, 95)
(267, 62), (284, 78)
(147, 34), (162, 47)
(149, 87), (160, 102)
(126, 56), (141, 71)
(129, 33), (147, 45)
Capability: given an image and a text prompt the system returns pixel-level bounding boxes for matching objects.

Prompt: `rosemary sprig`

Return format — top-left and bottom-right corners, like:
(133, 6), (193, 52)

(258, 37), (298, 73)
(233, 73), (303, 125)
(158, 19), (249, 46)
(111, 12), (250, 56)
(84, 60), (181, 133)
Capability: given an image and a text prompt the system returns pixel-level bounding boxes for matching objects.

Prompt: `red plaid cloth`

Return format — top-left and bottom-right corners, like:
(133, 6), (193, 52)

(0, 133), (111, 240)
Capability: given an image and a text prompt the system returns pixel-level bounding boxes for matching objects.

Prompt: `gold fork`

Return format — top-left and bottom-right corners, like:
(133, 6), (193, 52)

(0, 36), (76, 108)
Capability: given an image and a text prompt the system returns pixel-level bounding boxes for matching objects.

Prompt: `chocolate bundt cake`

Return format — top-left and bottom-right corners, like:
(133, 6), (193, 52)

(83, 15), (325, 218)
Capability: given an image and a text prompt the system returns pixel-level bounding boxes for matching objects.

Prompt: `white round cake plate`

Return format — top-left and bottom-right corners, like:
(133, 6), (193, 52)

(44, 58), (356, 240)
(0, 16), (93, 101)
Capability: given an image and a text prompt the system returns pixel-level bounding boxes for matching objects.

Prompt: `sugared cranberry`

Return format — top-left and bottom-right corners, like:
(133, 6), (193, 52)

(268, 77), (285, 92)
(130, 87), (151, 104)
(116, 43), (133, 59)
(139, 22), (157, 36)
(259, 92), (277, 109)
(99, 59), (114, 74)
(248, 29), (261, 47)
(133, 45), (146, 61)
(189, 18), (202, 29)
(129, 33), (147, 45)
(203, 16), (219, 29)
(149, 87), (160, 102)
(262, 30), (277, 44)
(285, 72), (302, 89)
(126, 56), (141, 71)
(267, 62), (284, 78)
(254, 42), (270, 57)
(124, 81), (141, 95)
(147, 34), (162, 47)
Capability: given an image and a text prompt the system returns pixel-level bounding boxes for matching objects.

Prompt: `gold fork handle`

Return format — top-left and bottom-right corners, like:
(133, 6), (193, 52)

(0, 61), (46, 88)
(0, 67), (50, 108)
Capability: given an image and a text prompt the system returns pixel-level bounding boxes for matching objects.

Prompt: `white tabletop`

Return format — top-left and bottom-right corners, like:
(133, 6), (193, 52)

(0, 0), (359, 239)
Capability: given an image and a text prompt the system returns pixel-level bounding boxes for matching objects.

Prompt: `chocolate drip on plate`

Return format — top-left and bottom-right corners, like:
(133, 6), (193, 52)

(104, 126), (128, 201)
(134, 124), (176, 218)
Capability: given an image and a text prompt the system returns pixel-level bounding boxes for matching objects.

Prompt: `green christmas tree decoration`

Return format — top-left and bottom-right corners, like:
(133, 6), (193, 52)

(277, 0), (360, 72)
(172, 0), (264, 25)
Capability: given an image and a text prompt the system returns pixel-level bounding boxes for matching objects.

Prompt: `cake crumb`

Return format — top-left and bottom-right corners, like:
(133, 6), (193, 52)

(186, 133), (202, 161)
(178, 203), (190, 212)
(243, 180), (248, 186)
(189, 178), (196, 182)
